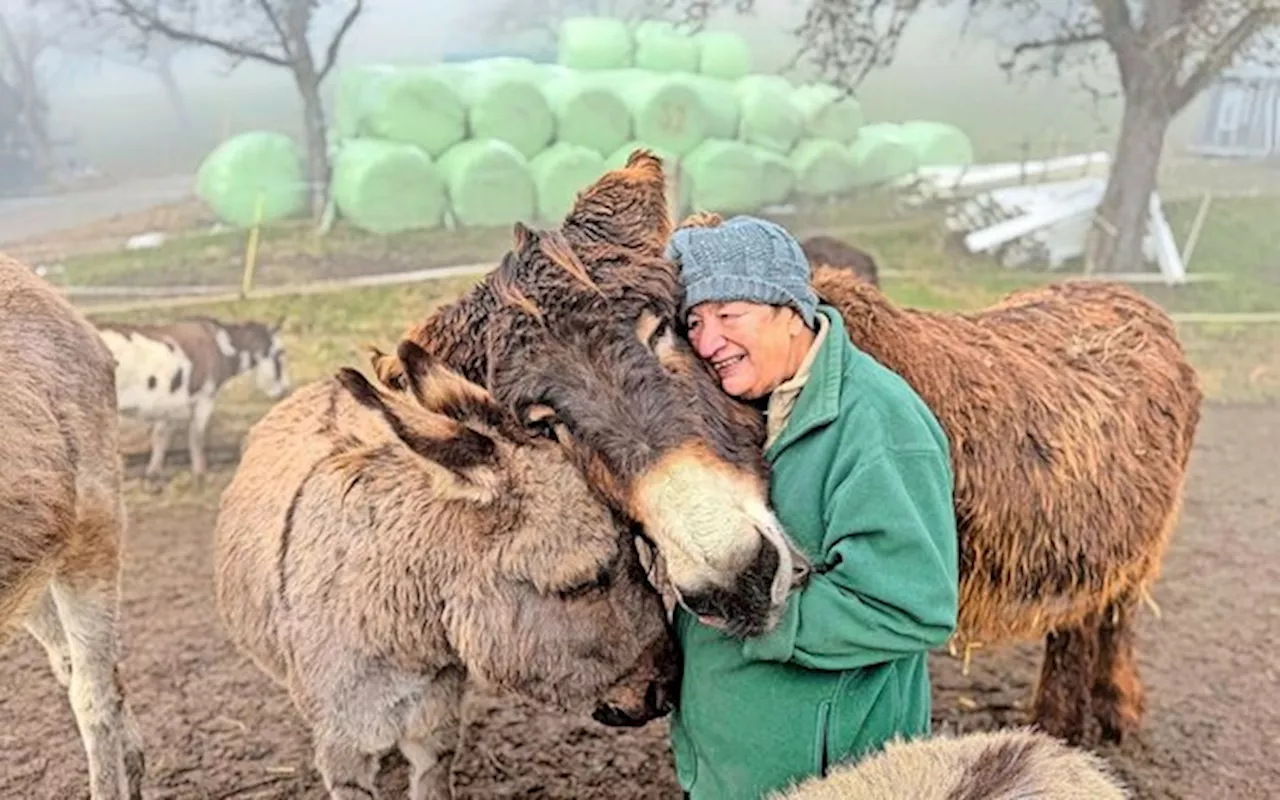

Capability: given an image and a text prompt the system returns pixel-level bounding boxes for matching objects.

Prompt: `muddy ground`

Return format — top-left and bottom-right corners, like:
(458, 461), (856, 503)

(2, 402), (1277, 799)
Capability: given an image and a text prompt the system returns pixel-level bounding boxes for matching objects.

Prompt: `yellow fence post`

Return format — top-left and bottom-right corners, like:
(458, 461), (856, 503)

(241, 190), (266, 299)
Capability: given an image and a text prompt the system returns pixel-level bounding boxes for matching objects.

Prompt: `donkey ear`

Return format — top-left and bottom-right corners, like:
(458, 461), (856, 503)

(562, 148), (671, 256)
(395, 337), (495, 423)
(335, 365), (497, 474)
(512, 220), (535, 251)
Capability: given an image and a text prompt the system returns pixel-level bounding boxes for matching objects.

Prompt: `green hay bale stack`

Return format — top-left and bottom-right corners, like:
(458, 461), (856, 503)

(449, 62), (555, 159)
(735, 74), (802, 154)
(530, 142), (607, 222)
(616, 71), (711, 157)
(352, 66), (468, 158)
(792, 83), (864, 144)
(196, 131), (307, 228)
(688, 75), (740, 140)
(332, 139), (447, 234)
(633, 20), (700, 73)
(753, 147), (796, 206)
(682, 139), (764, 215)
(437, 138), (537, 228)
(543, 72), (632, 157)
(558, 17), (633, 70)
(848, 123), (920, 187)
(695, 30), (752, 80)
(790, 138), (859, 198)
(897, 120), (975, 166)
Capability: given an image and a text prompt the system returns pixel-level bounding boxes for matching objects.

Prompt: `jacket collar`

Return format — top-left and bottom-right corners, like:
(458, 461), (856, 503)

(764, 305), (847, 461)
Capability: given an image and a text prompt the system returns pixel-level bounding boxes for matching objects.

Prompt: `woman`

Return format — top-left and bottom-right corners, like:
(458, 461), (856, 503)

(664, 215), (960, 800)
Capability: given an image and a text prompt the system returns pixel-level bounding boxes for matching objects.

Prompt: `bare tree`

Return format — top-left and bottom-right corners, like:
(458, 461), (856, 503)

(92, 0), (365, 220)
(0, 9), (65, 181)
(670, 0), (1280, 274)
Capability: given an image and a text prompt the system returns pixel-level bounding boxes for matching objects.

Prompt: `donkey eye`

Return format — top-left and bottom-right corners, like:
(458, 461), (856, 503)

(556, 568), (613, 600)
(523, 403), (559, 441)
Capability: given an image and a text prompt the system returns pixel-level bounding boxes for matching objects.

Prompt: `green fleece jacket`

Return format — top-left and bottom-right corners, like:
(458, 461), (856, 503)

(668, 304), (959, 800)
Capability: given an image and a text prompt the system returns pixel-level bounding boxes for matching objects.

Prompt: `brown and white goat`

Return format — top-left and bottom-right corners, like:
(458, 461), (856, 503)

(1, 255), (145, 799)
(96, 315), (291, 483)
(773, 727), (1128, 799)
(213, 339), (680, 799)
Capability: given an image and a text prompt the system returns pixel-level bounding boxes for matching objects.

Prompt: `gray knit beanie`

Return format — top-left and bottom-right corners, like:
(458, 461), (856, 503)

(666, 215), (819, 328)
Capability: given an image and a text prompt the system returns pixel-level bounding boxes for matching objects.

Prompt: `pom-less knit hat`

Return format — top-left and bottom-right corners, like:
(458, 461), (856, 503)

(666, 215), (819, 328)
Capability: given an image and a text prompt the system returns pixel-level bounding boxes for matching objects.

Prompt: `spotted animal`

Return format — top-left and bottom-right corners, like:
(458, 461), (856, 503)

(95, 315), (291, 482)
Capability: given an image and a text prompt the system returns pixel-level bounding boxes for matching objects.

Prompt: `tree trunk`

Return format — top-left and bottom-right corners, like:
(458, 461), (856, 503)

(155, 59), (194, 136)
(1085, 87), (1173, 274)
(294, 68), (331, 222)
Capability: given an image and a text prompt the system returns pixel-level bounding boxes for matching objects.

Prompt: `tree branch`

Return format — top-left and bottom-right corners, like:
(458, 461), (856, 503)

(318, 0), (362, 81)
(110, 0), (289, 67)
(1175, 7), (1279, 110)
(254, 0), (292, 59)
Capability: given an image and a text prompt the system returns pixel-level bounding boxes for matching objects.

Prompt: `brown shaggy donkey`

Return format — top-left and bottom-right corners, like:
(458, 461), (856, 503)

(399, 156), (810, 641)
(213, 339), (680, 799)
(1, 255), (146, 799)
(676, 210), (1203, 746)
(773, 727), (1129, 799)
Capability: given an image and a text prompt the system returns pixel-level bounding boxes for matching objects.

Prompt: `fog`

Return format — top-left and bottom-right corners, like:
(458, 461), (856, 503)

(9, 0), (1203, 184)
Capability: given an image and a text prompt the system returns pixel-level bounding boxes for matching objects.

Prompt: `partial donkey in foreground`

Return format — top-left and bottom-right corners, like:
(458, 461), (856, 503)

(214, 339), (679, 799)
(1, 256), (145, 799)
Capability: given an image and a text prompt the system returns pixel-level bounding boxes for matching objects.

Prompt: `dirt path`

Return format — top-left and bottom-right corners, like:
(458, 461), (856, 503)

(1, 403), (1276, 799)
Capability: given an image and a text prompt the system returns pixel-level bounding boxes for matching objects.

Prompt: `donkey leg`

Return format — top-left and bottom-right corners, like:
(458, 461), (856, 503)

(398, 671), (464, 800)
(23, 586), (71, 687)
(186, 395), (216, 483)
(1031, 617), (1101, 746)
(50, 509), (145, 800)
(313, 734), (382, 800)
(1092, 591), (1146, 743)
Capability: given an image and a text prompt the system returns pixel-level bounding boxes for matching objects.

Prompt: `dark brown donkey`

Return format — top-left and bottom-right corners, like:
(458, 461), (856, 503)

(399, 152), (810, 639)
(1, 255), (145, 799)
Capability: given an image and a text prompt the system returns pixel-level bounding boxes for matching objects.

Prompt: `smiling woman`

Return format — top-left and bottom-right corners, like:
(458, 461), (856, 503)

(663, 215), (961, 800)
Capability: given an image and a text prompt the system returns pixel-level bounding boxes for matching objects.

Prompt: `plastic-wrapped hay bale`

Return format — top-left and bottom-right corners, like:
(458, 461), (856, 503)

(530, 142), (607, 221)
(437, 139), (536, 227)
(354, 67), (467, 158)
(543, 72), (632, 157)
(792, 83), (864, 144)
(790, 138), (858, 198)
(457, 65), (556, 159)
(695, 30), (752, 79)
(848, 123), (919, 187)
(618, 71), (710, 157)
(633, 20), (700, 73)
(736, 74), (802, 154)
(753, 147), (795, 206)
(558, 17), (633, 70)
(196, 131), (307, 228)
(334, 64), (396, 139)
(688, 75), (740, 140)
(682, 140), (764, 214)
(332, 139), (447, 234)
(897, 120), (975, 166)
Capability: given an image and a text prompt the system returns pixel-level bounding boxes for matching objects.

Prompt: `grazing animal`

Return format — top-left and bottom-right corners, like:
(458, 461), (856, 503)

(95, 315), (291, 482)
(398, 152), (810, 640)
(799, 234), (880, 287)
(772, 727), (1128, 799)
(677, 210), (1202, 746)
(213, 339), (680, 800)
(1, 255), (146, 799)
